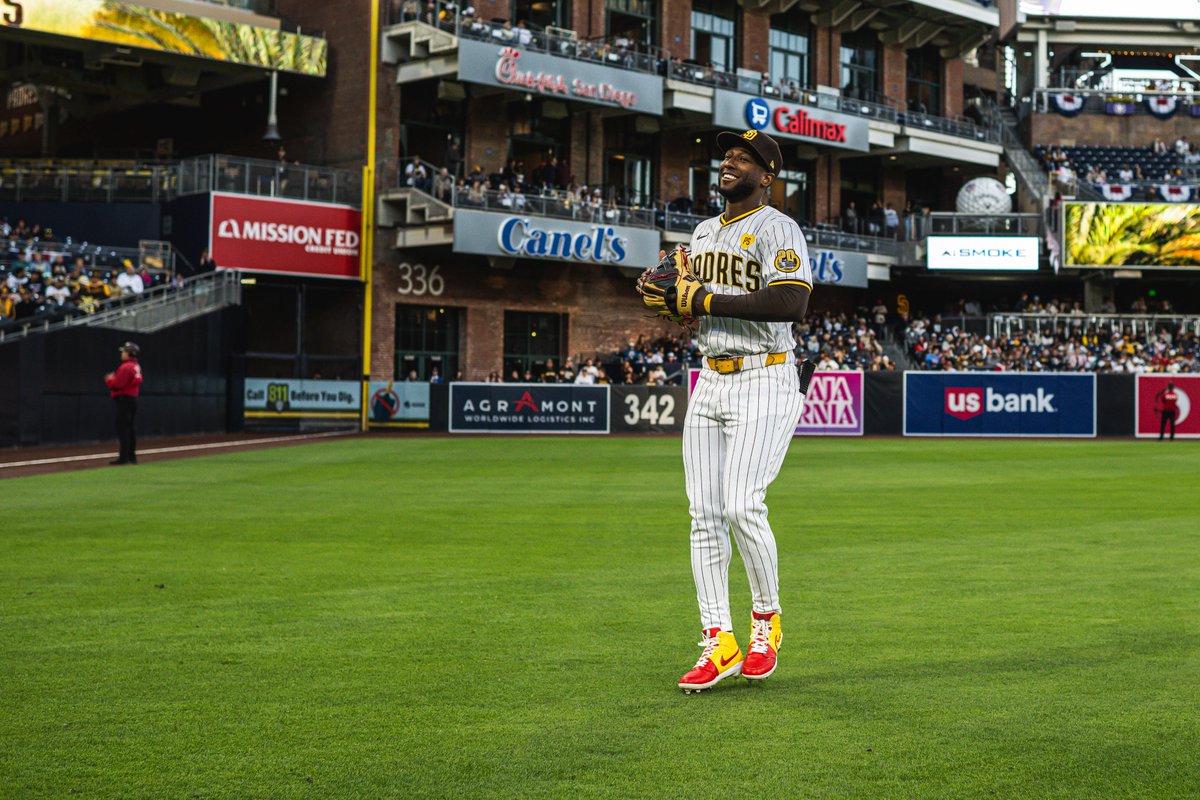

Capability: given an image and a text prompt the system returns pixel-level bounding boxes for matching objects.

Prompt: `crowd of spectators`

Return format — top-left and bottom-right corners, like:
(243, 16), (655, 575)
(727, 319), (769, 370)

(1039, 141), (1194, 200)
(906, 294), (1200, 373)
(0, 217), (169, 330)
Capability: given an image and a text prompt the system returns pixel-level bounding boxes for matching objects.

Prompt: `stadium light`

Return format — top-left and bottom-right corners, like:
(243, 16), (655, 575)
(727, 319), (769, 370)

(263, 70), (281, 142)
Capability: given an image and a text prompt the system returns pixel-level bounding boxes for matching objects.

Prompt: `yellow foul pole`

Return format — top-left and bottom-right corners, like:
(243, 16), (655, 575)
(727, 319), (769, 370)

(360, 0), (381, 432)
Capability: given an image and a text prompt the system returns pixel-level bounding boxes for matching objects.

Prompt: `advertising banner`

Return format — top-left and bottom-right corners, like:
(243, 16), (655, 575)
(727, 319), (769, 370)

(367, 380), (431, 425)
(796, 370), (864, 436)
(7, 0), (327, 76)
(904, 372), (1096, 437)
(452, 208), (661, 267)
(926, 236), (1040, 271)
(1063, 203), (1200, 269)
(449, 383), (610, 433)
(244, 378), (360, 419)
(611, 386), (687, 433)
(1135, 375), (1200, 438)
(210, 193), (362, 280)
(713, 90), (870, 152)
(458, 38), (663, 115)
(811, 249), (869, 289)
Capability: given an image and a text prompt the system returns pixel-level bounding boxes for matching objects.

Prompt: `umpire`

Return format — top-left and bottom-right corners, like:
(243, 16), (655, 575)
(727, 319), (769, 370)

(105, 342), (144, 465)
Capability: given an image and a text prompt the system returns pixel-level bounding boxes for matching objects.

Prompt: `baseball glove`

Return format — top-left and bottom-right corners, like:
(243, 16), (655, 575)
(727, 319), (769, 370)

(637, 246), (708, 326)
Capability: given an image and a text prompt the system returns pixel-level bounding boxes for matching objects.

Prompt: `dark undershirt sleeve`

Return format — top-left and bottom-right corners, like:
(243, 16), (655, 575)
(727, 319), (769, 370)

(707, 283), (810, 323)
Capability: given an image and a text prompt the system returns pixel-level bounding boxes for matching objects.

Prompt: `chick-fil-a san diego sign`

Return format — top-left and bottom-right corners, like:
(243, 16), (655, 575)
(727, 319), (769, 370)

(457, 38), (663, 115)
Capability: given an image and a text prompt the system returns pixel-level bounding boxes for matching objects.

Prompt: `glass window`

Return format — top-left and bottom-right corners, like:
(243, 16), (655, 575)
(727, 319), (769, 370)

(606, 0), (656, 46)
(503, 311), (565, 379)
(395, 305), (460, 382)
(769, 14), (810, 88)
(512, 0), (569, 29)
(840, 29), (879, 102)
(907, 45), (942, 114)
(691, 4), (736, 73)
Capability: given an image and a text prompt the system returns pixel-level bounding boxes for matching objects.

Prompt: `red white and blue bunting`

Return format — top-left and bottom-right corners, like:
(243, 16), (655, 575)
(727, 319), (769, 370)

(1159, 184), (1193, 202)
(1101, 184), (1134, 201)
(1052, 93), (1086, 117)
(1145, 96), (1178, 119)
(1105, 100), (1136, 116)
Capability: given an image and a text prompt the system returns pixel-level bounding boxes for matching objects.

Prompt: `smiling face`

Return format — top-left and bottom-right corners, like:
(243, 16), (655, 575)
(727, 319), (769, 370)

(717, 145), (771, 204)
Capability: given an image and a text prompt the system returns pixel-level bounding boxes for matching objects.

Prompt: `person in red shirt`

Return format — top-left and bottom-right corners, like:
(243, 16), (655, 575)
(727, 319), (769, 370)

(105, 342), (143, 464)
(1156, 381), (1179, 441)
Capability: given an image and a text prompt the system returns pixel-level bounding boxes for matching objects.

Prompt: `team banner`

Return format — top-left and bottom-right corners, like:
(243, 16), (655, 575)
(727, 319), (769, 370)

(244, 378), (360, 418)
(5, 0), (327, 76)
(210, 193), (362, 280)
(713, 90), (870, 152)
(1063, 202), (1200, 270)
(458, 38), (663, 115)
(796, 370), (864, 436)
(449, 383), (610, 433)
(452, 208), (660, 267)
(811, 249), (869, 289)
(904, 372), (1096, 437)
(1135, 375), (1200, 438)
(367, 380), (431, 424)
(611, 386), (687, 433)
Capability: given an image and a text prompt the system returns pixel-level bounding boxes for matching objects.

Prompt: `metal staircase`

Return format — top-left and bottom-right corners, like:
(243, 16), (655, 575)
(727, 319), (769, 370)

(997, 108), (1049, 206)
(0, 270), (242, 344)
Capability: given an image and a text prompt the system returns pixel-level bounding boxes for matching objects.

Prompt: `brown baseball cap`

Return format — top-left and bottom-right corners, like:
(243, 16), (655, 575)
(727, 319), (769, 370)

(715, 129), (783, 175)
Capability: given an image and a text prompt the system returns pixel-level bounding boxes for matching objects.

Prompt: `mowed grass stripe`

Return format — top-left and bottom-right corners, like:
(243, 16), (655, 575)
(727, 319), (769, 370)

(1, 438), (1197, 799)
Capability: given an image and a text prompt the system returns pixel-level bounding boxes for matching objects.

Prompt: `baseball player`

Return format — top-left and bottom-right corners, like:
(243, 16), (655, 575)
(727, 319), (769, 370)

(639, 130), (812, 693)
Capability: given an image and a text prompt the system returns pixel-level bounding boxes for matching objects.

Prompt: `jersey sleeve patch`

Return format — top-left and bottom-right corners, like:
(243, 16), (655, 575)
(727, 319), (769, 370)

(773, 248), (803, 273)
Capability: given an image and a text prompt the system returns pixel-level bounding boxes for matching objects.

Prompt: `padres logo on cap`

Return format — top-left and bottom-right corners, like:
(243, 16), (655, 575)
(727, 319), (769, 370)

(742, 130), (758, 141)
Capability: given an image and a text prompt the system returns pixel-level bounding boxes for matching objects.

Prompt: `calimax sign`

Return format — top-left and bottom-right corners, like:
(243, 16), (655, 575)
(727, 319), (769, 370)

(712, 90), (870, 152)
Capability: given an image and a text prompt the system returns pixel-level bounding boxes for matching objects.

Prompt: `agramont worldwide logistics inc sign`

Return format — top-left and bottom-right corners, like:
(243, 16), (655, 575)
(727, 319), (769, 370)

(209, 193), (363, 280)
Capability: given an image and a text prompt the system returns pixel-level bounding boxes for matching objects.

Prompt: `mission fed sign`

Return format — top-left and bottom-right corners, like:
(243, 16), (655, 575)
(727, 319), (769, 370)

(210, 193), (362, 280)
(713, 90), (870, 152)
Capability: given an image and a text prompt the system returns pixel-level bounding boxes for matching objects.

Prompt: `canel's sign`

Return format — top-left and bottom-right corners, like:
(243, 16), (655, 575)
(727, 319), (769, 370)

(453, 208), (661, 266)
(810, 249), (868, 289)
(712, 90), (870, 152)
(209, 193), (362, 280)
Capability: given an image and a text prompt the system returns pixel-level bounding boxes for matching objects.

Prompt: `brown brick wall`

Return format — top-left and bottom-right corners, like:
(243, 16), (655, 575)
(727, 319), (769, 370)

(1031, 111), (1197, 149)
(464, 93), (509, 174)
(813, 27), (840, 88)
(659, 128), (694, 203)
(813, 153), (842, 225)
(881, 43), (905, 107)
(660, 0), (692, 60)
(942, 58), (964, 118)
(371, 253), (681, 379)
(274, 0), (371, 166)
(740, 8), (770, 73)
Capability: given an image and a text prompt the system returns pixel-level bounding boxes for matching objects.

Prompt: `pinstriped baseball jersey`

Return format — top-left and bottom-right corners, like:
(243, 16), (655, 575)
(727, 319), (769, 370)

(688, 205), (813, 357)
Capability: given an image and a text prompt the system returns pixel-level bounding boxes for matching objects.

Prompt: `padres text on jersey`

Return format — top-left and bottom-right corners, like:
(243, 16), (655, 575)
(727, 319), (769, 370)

(689, 205), (813, 357)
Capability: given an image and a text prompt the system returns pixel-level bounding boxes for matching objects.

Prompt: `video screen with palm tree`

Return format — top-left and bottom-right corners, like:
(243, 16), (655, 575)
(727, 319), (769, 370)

(1064, 203), (1200, 269)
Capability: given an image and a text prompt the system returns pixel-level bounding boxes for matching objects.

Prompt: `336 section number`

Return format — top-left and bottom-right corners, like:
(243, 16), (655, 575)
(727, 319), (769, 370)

(623, 393), (676, 426)
(397, 263), (444, 296)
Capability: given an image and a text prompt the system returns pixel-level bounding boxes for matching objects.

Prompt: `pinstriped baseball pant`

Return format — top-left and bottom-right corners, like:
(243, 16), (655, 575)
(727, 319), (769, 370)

(683, 364), (805, 632)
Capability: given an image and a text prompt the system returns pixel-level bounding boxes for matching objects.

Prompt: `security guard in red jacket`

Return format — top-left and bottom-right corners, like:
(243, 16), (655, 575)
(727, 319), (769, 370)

(105, 342), (143, 465)
(1157, 381), (1179, 441)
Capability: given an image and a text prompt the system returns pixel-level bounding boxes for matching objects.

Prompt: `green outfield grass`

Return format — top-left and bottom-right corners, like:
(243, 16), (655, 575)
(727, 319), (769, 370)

(1, 437), (1198, 799)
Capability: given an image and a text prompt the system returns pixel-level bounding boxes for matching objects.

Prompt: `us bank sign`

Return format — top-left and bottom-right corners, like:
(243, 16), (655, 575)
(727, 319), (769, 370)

(458, 38), (664, 115)
(713, 90), (870, 152)
(453, 209), (662, 266)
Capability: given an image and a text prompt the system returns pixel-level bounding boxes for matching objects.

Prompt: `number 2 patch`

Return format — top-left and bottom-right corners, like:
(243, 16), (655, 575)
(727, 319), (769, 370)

(774, 248), (802, 273)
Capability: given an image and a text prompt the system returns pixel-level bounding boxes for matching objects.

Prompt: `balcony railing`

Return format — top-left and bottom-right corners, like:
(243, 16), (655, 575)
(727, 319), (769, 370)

(991, 312), (1200, 340)
(177, 155), (361, 207)
(924, 212), (1041, 237)
(0, 163), (174, 204)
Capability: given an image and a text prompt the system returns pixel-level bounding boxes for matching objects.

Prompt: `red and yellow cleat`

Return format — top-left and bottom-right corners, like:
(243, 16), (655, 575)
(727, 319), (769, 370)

(742, 611), (782, 681)
(679, 627), (743, 694)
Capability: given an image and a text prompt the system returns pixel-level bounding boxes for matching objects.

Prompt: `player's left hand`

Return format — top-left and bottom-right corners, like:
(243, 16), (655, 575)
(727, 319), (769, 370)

(638, 246), (709, 321)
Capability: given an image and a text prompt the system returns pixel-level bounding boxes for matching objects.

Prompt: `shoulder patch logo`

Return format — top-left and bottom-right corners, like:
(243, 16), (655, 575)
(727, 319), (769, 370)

(740, 233), (755, 249)
(774, 248), (802, 273)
